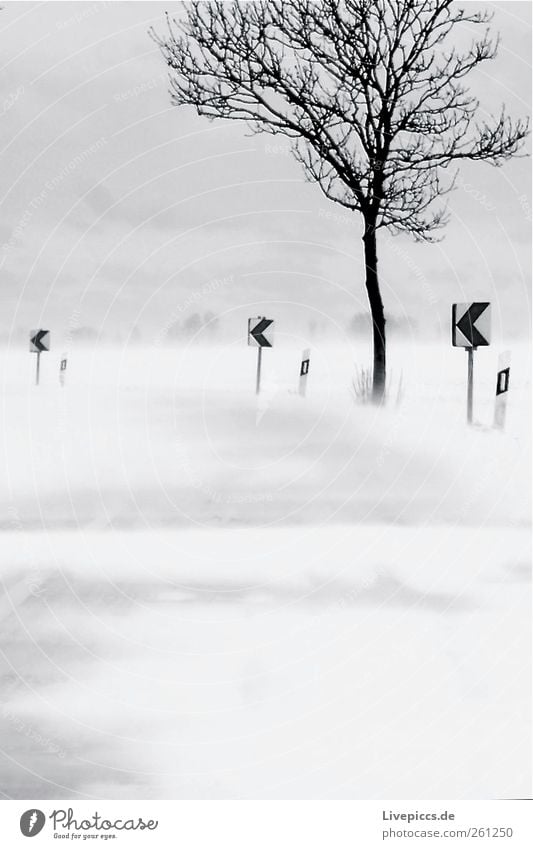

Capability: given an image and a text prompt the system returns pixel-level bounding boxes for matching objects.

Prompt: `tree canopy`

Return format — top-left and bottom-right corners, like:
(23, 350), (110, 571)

(153, 0), (528, 240)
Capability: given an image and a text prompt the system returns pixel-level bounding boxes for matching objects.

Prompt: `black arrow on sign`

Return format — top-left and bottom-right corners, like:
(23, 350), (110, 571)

(456, 302), (490, 347)
(251, 318), (273, 347)
(31, 330), (48, 352)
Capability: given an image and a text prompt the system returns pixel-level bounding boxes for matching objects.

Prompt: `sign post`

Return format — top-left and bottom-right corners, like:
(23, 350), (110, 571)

(248, 317), (274, 395)
(466, 346), (475, 425)
(29, 329), (50, 386)
(452, 303), (491, 425)
(255, 346), (263, 395)
(299, 349), (310, 397)
(494, 350), (511, 431)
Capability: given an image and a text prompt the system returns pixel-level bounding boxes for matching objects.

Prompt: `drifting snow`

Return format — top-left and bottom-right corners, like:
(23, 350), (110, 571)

(0, 340), (530, 798)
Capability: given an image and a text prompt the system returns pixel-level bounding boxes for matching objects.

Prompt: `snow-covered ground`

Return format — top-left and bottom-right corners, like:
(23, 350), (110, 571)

(0, 339), (530, 799)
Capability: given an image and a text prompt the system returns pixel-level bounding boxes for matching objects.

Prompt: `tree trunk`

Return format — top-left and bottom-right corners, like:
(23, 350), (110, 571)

(363, 220), (386, 403)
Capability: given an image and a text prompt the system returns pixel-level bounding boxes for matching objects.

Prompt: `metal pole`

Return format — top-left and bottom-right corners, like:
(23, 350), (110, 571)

(35, 351), (40, 386)
(467, 346), (474, 424)
(256, 345), (262, 395)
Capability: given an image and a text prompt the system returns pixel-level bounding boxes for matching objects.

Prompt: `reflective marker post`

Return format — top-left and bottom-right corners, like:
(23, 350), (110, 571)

(494, 350), (511, 431)
(299, 349), (310, 397)
(59, 356), (68, 387)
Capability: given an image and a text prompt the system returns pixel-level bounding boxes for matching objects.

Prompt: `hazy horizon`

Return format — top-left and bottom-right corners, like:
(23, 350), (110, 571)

(0, 1), (530, 351)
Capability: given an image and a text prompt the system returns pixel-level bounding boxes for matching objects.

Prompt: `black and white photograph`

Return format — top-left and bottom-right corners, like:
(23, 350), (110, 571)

(0, 0), (531, 844)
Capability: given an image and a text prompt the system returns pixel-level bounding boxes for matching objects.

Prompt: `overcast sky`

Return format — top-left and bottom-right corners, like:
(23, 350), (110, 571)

(0, 1), (530, 346)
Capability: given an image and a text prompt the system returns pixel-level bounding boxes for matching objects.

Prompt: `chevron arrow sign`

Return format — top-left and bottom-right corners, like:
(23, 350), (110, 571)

(29, 329), (50, 353)
(248, 317), (274, 348)
(452, 302), (491, 347)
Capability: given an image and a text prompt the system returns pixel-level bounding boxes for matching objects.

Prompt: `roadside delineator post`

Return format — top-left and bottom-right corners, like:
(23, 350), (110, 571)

(59, 356), (68, 387)
(299, 349), (310, 397)
(494, 350), (511, 431)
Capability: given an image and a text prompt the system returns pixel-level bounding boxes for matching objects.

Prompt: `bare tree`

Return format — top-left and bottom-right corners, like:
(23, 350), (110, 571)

(152, 0), (528, 402)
